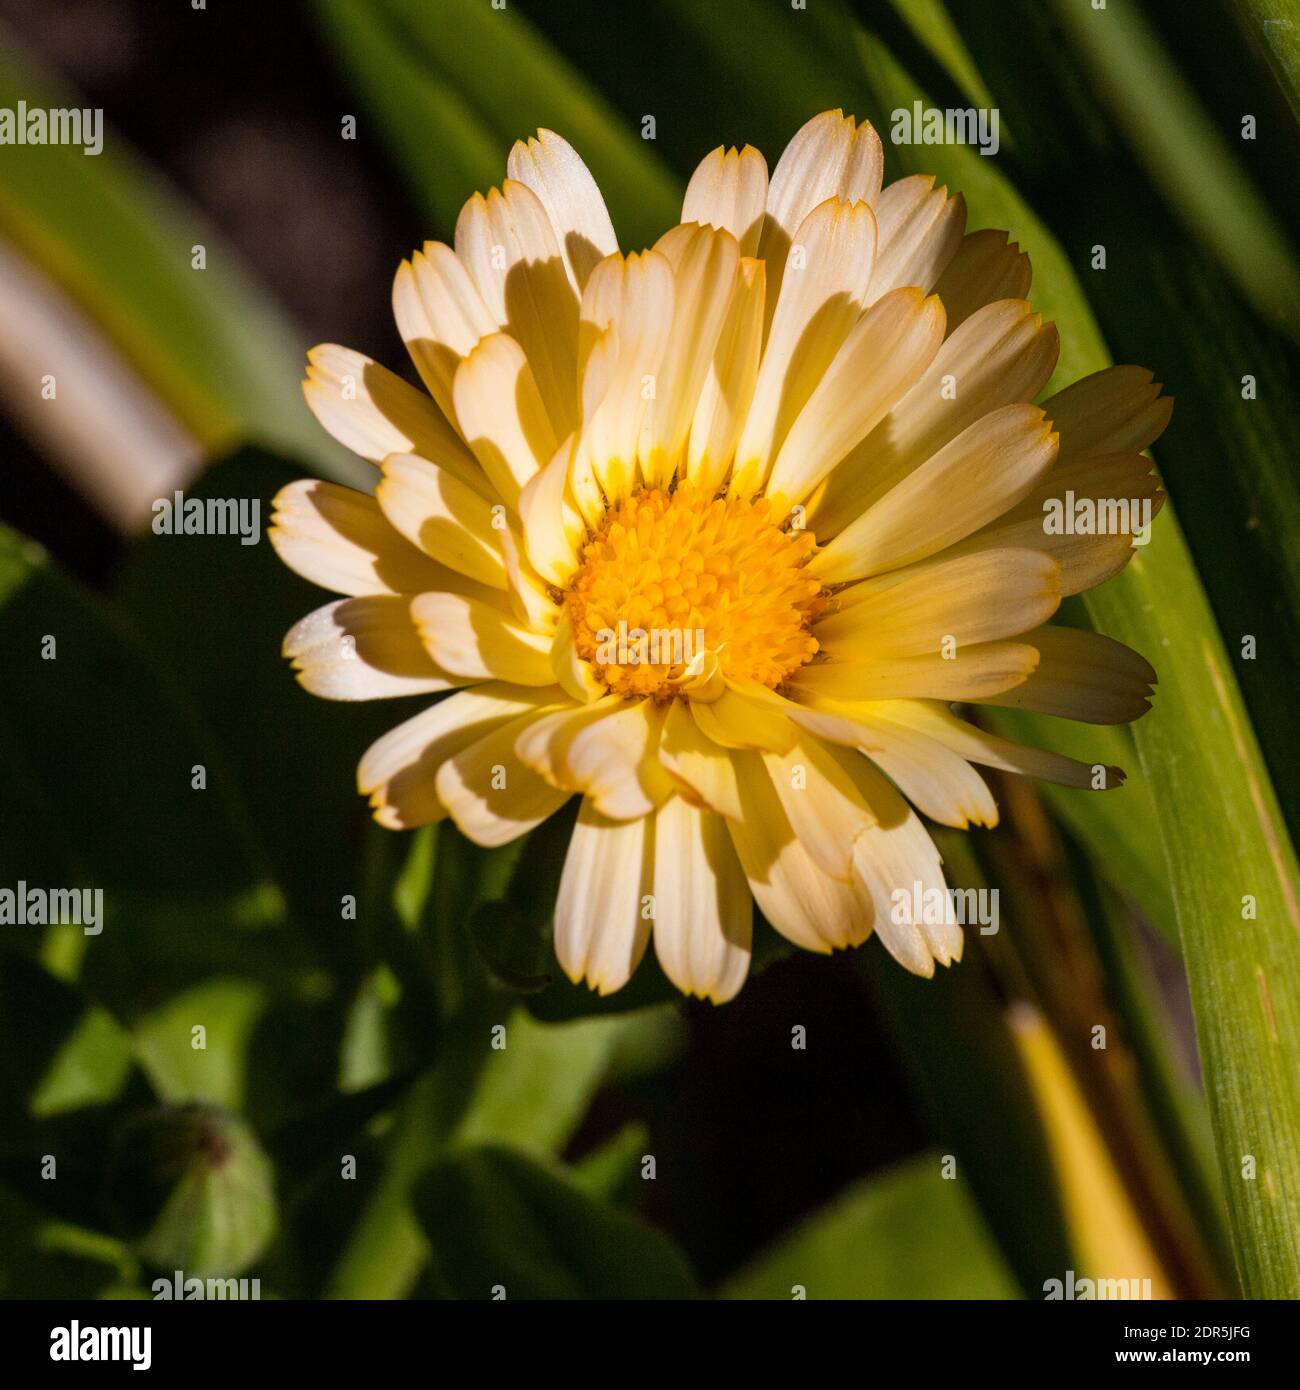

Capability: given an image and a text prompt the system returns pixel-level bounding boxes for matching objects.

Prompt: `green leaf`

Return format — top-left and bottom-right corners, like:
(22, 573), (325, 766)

(452, 1007), (648, 1157)
(1083, 531), (1300, 1297)
(112, 448), (395, 959)
(986, 703), (1177, 948)
(312, 0), (680, 246)
(325, 985), (662, 1296)
(0, 950), (134, 1120)
(720, 1150), (1017, 1299)
(858, 841), (1076, 1296)
(1227, 0), (1300, 125)
(0, 29), (360, 483)
(949, 0), (1300, 840)
(0, 973), (157, 1236)
(1080, 868), (1234, 1288)
(132, 979), (269, 1112)
(322, 1061), (477, 1300)
(414, 1144), (697, 1299)
(890, 0), (1003, 117)
(105, 1103), (277, 1278)
(0, 522), (295, 1017)
(974, 802), (1230, 1294)
(320, 829), (547, 1300)
(0, 1185), (134, 1299)
(928, 0), (1300, 1300)
(1048, 0), (1300, 342)
(570, 1121), (651, 1203)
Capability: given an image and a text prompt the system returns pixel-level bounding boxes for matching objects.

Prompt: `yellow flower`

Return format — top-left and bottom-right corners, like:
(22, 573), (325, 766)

(271, 110), (1169, 1002)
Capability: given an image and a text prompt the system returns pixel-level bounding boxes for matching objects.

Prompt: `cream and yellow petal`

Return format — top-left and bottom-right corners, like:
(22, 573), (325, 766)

(434, 704), (574, 846)
(765, 110), (884, 227)
(377, 453), (509, 589)
(732, 197), (877, 496)
(868, 175), (966, 304)
(579, 249), (673, 375)
(810, 404), (1059, 582)
(947, 450), (1165, 596)
(791, 696), (999, 829)
(392, 243), (498, 425)
(455, 181), (580, 438)
(578, 320), (617, 424)
(410, 591), (554, 685)
(269, 479), (497, 599)
(977, 624), (1156, 724)
(746, 683), (888, 751)
(867, 735), (998, 830)
(507, 128), (620, 292)
(760, 109), (883, 310)
(1013, 450), (1165, 525)
(853, 827), (953, 977)
(686, 256), (766, 494)
(514, 697), (618, 781)
(303, 344), (478, 481)
(949, 519), (1140, 600)
(765, 287), (946, 506)
(500, 526), (559, 634)
(670, 646), (728, 703)
(761, 734), (876, 881)
(283, 595), (460, 701)
(569, 329), (615, 530)
(357, 682), (557, 829)
(516, 434), (587, 587)
(815, 549), (1062, 657)
(1043, 366), (1173, 462)
(690, 681), (799, 753)
(846, 757), (962, 974)
(554, 802), (653, 994)
(788, 639), (1039, 704)
(725, 749), (872, 952)
(539, 698), (674, 820)
(452, 333), (557, 510)
(809, 298), (1058, 536)
(576, 249), (675, 501)
(652, 795), (752, 1003)
(932, 229), (1031, 332)
(658, 697), (745, 819)
(639, 223), (741, 487)
(681, 144), (769, 256)
(864, 698), (1125, 790)
(547, 607), (603, 702)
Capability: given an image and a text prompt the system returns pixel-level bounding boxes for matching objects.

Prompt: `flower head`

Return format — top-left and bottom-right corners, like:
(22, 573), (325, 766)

(271, 110), (1169, 1002)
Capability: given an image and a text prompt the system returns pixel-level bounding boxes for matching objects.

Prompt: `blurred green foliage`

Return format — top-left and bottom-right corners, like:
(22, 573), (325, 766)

(720, 1151), (1017, 1299)
(0, 31), (362, 486)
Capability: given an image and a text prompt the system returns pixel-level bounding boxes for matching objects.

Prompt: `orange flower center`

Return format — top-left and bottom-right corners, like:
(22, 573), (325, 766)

(566, 484), (825, 698)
